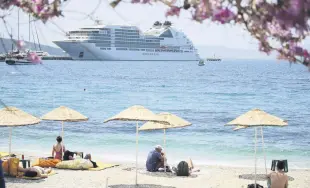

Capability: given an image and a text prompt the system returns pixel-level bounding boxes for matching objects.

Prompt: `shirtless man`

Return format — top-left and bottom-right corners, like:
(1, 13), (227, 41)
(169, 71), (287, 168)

(267, 160), (288, 188)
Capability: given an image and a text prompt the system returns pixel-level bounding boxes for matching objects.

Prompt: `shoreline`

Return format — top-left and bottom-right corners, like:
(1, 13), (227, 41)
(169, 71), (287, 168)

(3, 149), (310, 170)
(4, 154), (310, 188)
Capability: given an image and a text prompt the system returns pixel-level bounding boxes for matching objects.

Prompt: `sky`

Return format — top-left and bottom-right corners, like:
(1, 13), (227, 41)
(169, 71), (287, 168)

(0, 0), (305, 59)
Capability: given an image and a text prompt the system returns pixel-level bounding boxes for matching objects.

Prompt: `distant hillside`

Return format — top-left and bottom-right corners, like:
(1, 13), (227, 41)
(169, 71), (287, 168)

(196, 45), (276, 60)
(0, 38), (66, 56)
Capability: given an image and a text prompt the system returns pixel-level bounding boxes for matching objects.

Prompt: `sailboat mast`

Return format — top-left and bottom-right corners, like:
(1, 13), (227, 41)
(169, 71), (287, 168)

(17, 9), (19, 41)
(34, 23), (41, 50)
(11, 28), (13, 51)
(29, 14), (30, 42)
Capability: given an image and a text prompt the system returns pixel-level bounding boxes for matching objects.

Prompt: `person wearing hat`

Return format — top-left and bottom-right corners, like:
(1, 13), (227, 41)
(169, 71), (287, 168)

(146, 145), (165, 172)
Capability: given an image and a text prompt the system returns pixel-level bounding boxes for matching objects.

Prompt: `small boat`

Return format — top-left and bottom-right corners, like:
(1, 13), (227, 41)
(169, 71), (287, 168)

(198, 59), (205, 66)
(207, 54), (222, 62)
(5, 58), (33, 65)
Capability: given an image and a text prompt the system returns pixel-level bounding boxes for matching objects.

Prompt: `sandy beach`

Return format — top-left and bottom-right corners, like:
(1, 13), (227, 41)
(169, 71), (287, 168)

(3, 154), (310, 188)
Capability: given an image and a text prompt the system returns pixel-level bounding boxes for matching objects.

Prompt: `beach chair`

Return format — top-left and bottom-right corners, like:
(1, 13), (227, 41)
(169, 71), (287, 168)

(271, 160), (288, 172)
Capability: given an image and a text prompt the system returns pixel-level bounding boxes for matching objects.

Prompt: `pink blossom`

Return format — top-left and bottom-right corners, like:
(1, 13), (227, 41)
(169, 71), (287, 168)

(192, 0), (211, 22)
(16, 40), (25, 50)
(303, 50), (310, 58)
(212, 8), (235, 24)
(142, 0), (151, 4)
(165, 6), (181, 17)
(27, 52), (42, 64)
(131, 0), (140, 3)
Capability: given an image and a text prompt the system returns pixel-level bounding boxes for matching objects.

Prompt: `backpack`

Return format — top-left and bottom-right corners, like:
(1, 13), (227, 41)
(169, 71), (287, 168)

(247, 184), (264, 188)
(176, 161), (189, 176)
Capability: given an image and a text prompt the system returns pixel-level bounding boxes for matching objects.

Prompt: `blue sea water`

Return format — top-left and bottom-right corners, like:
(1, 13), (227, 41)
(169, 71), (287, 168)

(0, 60), (309, 168)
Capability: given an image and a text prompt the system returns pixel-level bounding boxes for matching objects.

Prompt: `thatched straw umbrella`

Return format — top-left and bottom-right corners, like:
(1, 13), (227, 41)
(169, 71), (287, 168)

(139, 112), (191, 172)
(104, 105), (169, 185)
(0, 106), (40, 154)
(41, 106), (88, 157)
(226, 108), (288, 186)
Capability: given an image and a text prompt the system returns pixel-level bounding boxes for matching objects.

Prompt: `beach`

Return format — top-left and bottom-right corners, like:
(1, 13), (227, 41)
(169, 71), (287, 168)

(4, 156), (310, 188)
(1, 60), (310, 187)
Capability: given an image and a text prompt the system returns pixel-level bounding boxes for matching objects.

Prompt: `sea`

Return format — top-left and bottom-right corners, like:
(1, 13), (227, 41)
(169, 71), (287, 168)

(0, 59), (309, 169)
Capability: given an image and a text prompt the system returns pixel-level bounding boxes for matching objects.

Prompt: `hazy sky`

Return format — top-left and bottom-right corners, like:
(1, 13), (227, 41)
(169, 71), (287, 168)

(1, 0), (308, 58)
(0, 0), (258, 49)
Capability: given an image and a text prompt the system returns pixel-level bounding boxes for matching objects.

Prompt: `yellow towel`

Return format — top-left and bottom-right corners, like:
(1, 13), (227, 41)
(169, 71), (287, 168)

(0, 152), (9, 158)
(20, 170), (57, 180)
(88, 162), (119, 171)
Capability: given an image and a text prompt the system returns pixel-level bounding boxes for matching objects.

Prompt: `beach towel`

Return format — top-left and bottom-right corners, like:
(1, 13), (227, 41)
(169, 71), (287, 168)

(0, 152), (9, 158)
(32, 158), (61, 168)
(88, 162), (119, 171)
(56, 159), (93, 170)
(19, 170), (57, 180)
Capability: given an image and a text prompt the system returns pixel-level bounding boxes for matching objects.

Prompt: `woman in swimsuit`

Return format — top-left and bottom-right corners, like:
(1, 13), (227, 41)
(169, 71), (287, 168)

(52, 136), (65, 160)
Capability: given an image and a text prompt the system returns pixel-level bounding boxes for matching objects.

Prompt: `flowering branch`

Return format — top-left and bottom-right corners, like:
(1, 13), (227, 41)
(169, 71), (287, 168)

(0, 0), (64, 23)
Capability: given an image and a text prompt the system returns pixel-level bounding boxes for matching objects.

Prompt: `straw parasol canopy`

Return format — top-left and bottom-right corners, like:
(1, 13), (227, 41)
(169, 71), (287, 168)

(41, 106), (88, 122)
(104, 105), (170, 185)
(0, 106), (41, 154)
(104, 105), (169, 123)
(139, 112), (191, 130)
(226, 108), (288, 127)
(0, 106), (40, 126)
(41, 106), (88, 157)
(225, 108), (288, 186)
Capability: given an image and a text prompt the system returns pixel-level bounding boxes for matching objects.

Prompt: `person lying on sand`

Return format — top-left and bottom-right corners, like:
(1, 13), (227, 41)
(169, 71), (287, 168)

(17, 166), (52, 178)
(146, 145), (166, 172)
(267, 160), (288, 188)
(84, 154), (98, 168)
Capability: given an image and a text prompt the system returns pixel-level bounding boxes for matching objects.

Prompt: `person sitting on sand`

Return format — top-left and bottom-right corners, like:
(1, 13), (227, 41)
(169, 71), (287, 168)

(146, 145), (165, 172)
(267, 160), (288, 188)
(52, 136), (65, 160)
(84, 154), (98, 168)
(18, 166), (52, 178)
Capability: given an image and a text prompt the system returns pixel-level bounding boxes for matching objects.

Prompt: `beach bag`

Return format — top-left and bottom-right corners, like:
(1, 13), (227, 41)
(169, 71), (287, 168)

(247, 184), (264, 188)
(2, 158), (19, 177)
(176, 161), (189, 176)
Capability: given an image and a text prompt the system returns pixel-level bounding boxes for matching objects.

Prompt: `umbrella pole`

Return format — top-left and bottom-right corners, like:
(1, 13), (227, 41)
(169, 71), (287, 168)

(9, 127), (12, 155)
(254, 127), (257, 186)
(62, 121), (64, 140)
(164, 129), (166, 172)
(62, 121), (64, 159)
(260, 126), (267, 175)
(135, 121), (139, 185)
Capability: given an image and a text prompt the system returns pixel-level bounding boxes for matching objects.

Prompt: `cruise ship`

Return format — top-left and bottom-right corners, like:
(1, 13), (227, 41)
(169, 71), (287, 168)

(53, 21), (200, 61)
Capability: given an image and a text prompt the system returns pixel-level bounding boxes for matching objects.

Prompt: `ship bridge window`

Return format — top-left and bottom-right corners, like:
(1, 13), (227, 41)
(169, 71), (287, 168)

(159, 30), (173, 38)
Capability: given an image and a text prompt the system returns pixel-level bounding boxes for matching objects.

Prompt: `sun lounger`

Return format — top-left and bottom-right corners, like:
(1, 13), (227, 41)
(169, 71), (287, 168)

(271, 160), (288, 172)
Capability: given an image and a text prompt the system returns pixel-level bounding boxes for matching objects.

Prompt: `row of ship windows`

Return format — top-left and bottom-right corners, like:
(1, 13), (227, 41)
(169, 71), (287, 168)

(68, 36), (163, 42)
(115, 29), (138, 32)
(95, 43), (160, 46)
(112, 48), (191, 52)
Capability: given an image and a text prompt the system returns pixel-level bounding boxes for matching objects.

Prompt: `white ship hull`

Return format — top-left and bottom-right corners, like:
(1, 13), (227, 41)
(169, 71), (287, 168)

(54, 41), (199, 61)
